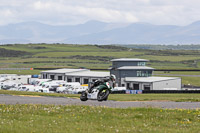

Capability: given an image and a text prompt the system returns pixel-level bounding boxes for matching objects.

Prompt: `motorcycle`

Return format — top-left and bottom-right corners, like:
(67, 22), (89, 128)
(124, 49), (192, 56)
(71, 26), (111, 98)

(80, 75), (116, 102)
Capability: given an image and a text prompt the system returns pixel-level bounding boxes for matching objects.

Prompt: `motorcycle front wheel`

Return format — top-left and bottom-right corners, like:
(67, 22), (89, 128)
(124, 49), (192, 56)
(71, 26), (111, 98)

(97, 89), (109, 101)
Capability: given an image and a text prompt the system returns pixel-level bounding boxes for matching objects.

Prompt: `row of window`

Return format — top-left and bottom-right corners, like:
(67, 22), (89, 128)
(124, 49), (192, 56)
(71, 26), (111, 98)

(137, 71), (151, 77)
(113, 62), (146, 67)
(137, 62), (146, 66)
(126, 83), (151, 90)
(47, 75), (97, 84)
(67, 78), (97, 84)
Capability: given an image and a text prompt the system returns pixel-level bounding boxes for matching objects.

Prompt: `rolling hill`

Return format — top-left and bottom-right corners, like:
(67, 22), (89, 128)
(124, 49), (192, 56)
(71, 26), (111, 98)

(1, 20), (200, 44)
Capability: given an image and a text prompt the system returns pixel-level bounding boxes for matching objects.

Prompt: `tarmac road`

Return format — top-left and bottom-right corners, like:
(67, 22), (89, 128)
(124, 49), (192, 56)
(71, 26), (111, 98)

(0, 94), (200, 109)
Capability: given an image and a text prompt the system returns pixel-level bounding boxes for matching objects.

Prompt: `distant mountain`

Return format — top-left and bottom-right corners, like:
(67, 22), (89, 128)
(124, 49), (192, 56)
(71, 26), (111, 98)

(65, 23), (181, 44)
(1, 20), (200, 44)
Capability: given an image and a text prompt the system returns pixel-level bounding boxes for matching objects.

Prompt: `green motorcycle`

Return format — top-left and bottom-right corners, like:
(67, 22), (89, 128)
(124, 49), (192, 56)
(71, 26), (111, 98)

(80, 75), (116, 102)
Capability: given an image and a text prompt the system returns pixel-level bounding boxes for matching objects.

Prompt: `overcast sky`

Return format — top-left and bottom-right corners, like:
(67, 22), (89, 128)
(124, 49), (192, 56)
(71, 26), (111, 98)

(0, 0), (200, 26)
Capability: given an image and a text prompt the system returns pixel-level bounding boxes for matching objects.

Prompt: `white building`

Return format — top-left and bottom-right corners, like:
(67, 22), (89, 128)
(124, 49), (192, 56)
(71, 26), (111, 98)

(41, 68), (109, 85)
(125, 77), (182, 90)
(0, 74), (31, 84)
(40, 58), (182, 90)
(65, 71), (110, 84)
(41, 68), (89, 81)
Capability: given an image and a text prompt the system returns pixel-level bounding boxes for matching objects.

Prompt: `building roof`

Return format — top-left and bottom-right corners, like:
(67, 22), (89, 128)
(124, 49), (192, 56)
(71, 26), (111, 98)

(66, 71), (110, 78)
(111, 58), (149, 62)
(41, 68), (89, 74)
(117, 66), (154, 70)
(125, 77), (180, 83)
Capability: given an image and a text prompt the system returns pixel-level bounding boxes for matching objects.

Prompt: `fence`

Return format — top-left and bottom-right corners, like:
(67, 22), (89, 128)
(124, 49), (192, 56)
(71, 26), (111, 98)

(111, 90), (200, 94)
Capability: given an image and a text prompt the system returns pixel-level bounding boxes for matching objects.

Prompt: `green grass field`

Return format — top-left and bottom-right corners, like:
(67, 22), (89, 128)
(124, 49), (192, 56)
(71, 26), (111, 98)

(109, 94), (200, 102)
(1, 44), (200, 69)
(0, 104), (199, 133)
(0, 70), (41, 75)
(154, 71), (200, 75)
(1, 44), (200, 86)
(1, 45), (200, 133)
(0, 89), (200, 132)
(0, 90), (80, 99)
(153, 71), (200, 86)
(1, 90), (200, 102)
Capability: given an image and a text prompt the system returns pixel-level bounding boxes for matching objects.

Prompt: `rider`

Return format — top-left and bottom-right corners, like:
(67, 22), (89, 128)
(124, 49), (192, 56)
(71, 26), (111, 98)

(88, 74), (116, 93)
(108, 74), (116, 88)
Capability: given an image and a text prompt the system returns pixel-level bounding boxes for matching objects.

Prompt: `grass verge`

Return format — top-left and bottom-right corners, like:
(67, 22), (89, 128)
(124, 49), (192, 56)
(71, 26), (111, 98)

(0, 104), (199, 133)
(0, 90), (80, 98)
(109, 94), (200, 102)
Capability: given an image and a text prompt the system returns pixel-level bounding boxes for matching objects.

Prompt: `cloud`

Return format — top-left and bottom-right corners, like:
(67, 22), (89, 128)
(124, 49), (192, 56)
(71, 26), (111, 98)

(0, 0), (199, 26)
(31, 1), (139, 23)
(0, 9), (13, 17)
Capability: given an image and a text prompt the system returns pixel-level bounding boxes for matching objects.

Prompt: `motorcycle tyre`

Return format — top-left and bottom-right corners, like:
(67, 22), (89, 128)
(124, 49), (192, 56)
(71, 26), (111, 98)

(80, 92), (88, 101)
(104, 95), (109, 101)
(97, 89), (109, 102)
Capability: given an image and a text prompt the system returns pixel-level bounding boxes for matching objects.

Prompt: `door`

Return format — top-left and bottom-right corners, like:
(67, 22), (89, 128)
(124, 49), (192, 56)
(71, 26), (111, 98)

(133, 84), (139, 90)
(126, 83), (130, 89)
(144, 85), (150, 90)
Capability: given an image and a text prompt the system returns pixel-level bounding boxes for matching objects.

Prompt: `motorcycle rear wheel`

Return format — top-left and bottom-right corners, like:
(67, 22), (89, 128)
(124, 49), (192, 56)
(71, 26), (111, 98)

(97, 89), (109, 101)
(80, 92), (88, 101)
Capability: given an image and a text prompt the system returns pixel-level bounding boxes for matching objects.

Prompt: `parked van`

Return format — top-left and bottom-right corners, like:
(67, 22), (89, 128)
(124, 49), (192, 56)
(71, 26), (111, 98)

(18, 85), (36, 92)
(38, 87), (49, 93)
(56, 82), (81, 93)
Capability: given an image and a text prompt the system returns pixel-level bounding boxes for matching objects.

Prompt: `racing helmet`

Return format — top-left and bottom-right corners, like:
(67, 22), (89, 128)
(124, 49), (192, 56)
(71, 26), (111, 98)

(110, 74), (116, 82)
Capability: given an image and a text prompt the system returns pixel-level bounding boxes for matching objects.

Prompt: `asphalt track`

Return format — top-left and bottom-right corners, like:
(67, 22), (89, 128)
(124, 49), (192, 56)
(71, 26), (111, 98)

(0, 94), (200, 109)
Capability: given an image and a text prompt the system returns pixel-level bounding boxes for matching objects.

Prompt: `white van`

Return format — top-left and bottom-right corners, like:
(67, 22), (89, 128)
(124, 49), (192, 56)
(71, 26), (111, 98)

(1, 82), (21, 90)
(56, 82), (81, 93)
(18, 85), (36, 92)
(38, 87), (49, 93)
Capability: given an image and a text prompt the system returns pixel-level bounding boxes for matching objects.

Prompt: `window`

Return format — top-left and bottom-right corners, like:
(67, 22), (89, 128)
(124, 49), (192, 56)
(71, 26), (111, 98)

(137, 71), (142, 77)
(58, 76), (62, 80)
(43, 74), (47, 79)
(148, 73), (152, 77)
(138, 62), (146, 66)
(67, 78), (72, 82)
(75, 78), (80, 82)
(137, 71), (150, 77)
(83, 78), (89, 84)
(142, 72), (145, 77)
(50, 75), (55, 80)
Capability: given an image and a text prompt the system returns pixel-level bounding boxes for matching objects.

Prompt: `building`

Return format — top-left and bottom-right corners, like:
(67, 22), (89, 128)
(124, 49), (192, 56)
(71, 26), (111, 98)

(41, 68), (88, 81)
(110, 58), (181, 90)
(0, 74), (31, 84)
(41, 58), (182, 90)
(65, 71), (110, 84)
(125, 77), (181, 90)
(110, 58), (154, 87)
(41, 68), (109, 85)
